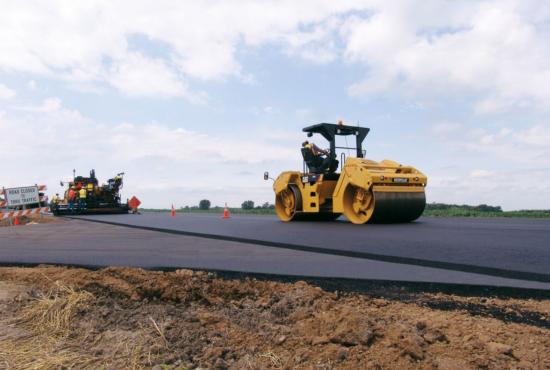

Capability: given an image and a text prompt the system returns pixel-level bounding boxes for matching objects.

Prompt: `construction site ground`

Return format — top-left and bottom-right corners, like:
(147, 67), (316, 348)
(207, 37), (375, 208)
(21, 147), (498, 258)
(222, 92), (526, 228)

(0, 213), (58, 227)
(0, 265), (549, 369)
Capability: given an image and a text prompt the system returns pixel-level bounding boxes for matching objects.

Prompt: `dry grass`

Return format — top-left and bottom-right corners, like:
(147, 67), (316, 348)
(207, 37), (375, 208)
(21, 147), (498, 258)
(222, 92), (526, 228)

(15, 280), (93, 337)
(0, 280), (175, 369)
(149, 316), (170, 349)
(259, 350), (283, 368)
(0, 337), (95, 370)
(0, 281), (96, 370)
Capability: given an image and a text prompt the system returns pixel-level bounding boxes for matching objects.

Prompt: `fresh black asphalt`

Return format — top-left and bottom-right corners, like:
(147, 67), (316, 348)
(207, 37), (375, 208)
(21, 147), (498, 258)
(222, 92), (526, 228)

(74, 213), (550, 283)
(1, 213), (549, 290)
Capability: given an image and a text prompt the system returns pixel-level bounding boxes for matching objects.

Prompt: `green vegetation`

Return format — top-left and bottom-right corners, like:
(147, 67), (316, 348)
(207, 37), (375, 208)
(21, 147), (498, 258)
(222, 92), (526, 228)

(142, 202), (550, 218)
(241, 200), (255, 210)
(141, 206), (275, 215)
(423, 203), (550, 218)
(198, 199), (211, 210)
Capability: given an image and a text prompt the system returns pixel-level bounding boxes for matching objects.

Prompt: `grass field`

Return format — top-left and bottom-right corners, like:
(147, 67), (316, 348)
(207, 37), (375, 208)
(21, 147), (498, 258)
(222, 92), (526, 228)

(142, 204), (550, 218)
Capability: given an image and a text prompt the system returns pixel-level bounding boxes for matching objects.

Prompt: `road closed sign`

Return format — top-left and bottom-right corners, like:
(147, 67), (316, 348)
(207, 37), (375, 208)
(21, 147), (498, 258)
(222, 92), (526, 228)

(4, 186), (40, 207)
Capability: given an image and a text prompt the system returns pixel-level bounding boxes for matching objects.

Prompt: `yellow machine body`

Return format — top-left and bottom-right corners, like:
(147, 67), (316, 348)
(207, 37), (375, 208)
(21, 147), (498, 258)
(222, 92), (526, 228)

(273, 124), (427, 224)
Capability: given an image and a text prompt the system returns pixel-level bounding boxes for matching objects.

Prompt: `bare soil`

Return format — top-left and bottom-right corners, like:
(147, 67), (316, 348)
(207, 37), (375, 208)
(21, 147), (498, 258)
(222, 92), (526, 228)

(0, 266), (548, 369)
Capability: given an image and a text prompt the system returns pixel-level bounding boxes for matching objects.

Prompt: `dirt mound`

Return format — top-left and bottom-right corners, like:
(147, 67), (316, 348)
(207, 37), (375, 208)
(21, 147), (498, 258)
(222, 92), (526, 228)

(0, 266), (549, 369)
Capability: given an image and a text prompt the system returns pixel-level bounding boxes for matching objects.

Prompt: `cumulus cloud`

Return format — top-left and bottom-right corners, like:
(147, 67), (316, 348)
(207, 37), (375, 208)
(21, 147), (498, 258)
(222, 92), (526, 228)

(0, 83), (16, 99)
(431, 121), (463, 136)
(0, 97), (298, 206)
(425, 120), (550, 209)
(1, 1), (549, 209)
(107, 52), (203, 100)
(343, 1), (550, 112)
(428, 168), (550, 210)
(2, 1), (550, 110)
(0, 0), (367, 100)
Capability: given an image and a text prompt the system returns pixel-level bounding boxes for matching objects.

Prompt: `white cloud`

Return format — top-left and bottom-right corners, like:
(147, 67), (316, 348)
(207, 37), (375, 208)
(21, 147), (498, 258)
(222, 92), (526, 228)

(517, 125), (550, 146)
(15, 97), (65, 113)
(0, 83), (15, 99)
(0, 97), (299, 207)
(343, 1), (550, 111)
(431, 121), (462, 136)
(469, 169), (495, 178)
(0, 1), (367, 100)
(424, 119), (550, 209)
(2, 1), (549, 110)
(108, 52), (199, 100)
(1, 1), (549, 210)
(27, 80), (37, 90)
(427, 168), (550, 210)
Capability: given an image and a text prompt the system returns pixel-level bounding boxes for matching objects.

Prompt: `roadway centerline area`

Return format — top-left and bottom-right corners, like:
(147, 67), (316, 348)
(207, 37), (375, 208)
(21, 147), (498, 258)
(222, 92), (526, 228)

(1, 218), (550, 291)
(75, 212), (550, 283)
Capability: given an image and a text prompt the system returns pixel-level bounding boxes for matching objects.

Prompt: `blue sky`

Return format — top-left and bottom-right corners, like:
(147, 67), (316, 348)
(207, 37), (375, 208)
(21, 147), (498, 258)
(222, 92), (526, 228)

(1, 1), (549, 210)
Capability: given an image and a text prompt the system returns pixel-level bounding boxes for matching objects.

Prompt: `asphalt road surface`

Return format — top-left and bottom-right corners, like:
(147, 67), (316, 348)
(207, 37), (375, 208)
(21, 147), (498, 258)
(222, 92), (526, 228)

(1, 213), (549, 290)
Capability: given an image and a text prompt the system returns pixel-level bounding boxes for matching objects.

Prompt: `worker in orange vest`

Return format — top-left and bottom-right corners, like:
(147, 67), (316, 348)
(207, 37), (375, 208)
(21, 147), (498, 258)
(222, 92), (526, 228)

(68, 187), (76, 212)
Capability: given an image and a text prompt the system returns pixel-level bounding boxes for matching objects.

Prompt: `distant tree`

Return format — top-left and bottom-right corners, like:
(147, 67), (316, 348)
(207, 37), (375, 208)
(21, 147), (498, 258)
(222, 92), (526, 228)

(261, 202), (275, 209)
(199, 199), (211, 210)
(241, 200), (255, 210)
(475, 204), (502, 212)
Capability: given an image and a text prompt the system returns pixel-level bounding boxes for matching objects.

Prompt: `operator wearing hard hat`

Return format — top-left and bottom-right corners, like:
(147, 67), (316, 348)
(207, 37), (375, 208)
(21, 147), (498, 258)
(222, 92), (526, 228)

(302, 140), (333, 173)
(302, 140), (329, 157)
(78, 187), (87, 210)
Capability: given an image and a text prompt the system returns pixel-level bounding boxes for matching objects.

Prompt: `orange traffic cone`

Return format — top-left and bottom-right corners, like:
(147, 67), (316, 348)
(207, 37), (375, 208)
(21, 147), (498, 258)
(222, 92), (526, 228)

(223, 203), (230, 219)
(13, 216), (20, 226)
(171, 204), (176, 217)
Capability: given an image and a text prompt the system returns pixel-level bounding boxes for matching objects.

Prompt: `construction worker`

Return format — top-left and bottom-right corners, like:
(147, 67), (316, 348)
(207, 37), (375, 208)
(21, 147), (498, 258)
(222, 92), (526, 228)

(78, 187), (87, 210)
(302, 140), (329, 157)
(302, 140), (333, 173)
(51, 193), (59, 205)
(114, 174), (122, 188)
(67, 187), (76, 211)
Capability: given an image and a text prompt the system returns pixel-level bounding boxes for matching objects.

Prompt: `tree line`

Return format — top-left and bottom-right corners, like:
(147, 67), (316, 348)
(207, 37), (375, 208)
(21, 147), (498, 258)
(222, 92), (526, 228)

(183, 199), (275, 210)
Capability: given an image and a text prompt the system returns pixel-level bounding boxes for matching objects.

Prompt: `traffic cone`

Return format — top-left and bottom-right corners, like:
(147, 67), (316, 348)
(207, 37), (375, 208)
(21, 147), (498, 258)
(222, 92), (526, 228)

(14, 216), (20, 226)
(171, 204), (176, 217)
(223, 203), (230, 219)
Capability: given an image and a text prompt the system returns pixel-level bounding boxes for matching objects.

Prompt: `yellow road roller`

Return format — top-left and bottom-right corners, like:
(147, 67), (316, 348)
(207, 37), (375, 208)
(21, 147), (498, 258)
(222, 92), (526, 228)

(267, 122), (427, 224)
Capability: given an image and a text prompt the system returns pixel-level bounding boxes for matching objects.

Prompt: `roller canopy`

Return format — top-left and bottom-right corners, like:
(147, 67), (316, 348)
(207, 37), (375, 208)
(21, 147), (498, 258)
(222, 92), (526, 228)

(302, 123), (370, 158)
